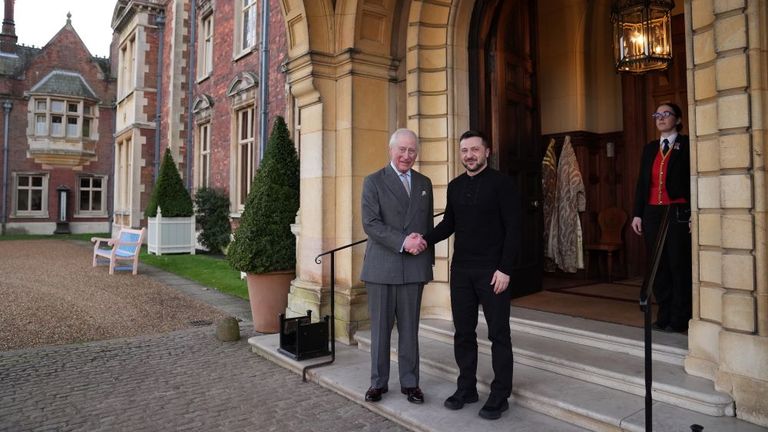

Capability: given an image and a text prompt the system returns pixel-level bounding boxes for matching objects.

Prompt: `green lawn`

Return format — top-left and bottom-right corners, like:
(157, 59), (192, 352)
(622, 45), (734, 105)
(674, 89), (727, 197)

(0, 232), (248, 300)
(140, 248), (248, 299)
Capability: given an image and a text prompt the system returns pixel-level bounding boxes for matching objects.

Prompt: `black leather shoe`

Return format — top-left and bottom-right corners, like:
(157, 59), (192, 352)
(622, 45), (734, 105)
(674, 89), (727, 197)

(444, 390), (479, 410)
(669, 324), (688, 333)
(365, 386), (388, 402)
(401, 386), (425, 404)
(478, 397), (509, 420)
(652, 322), (673, 332)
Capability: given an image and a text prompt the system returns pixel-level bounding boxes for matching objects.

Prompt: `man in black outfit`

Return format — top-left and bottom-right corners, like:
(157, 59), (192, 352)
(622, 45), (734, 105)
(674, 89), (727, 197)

(422, 130), (520, 420)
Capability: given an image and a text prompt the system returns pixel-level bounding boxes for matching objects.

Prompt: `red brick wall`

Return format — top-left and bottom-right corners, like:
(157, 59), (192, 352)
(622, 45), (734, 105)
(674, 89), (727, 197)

(266, 0), (288, 133)
(192, 0), (288, 194)
(0, 23), (117, 229)
(159, 0), (174, 162)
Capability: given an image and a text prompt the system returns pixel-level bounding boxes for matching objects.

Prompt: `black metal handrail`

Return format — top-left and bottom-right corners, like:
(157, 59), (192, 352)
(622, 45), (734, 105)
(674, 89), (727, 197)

(300, 212), (444, 382)
(638, 205), (670, 432)
(638, 207), (703, 432)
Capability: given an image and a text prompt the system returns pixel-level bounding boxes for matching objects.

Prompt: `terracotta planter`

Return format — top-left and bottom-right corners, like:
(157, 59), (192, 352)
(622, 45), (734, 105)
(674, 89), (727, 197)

(245, 270), (294, 333)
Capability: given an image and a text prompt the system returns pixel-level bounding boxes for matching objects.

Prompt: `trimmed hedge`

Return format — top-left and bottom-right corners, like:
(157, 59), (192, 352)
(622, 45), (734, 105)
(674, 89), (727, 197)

(227, 116), (299, 274)
(194, 187), (232, 254)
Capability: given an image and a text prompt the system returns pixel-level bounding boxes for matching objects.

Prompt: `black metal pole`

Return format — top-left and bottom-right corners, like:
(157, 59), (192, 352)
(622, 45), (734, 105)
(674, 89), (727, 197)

(330, 251), (336, 359)
(639, 205), (672, 432)
(1, 99), (12, 235)
(644, 295), (653, 431)
(301, 251), (337, 381)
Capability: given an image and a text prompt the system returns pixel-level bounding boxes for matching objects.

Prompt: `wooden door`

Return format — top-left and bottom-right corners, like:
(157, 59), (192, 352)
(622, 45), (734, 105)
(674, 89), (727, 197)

(470, 0), (541, 296)
(621, 14), (688, 276)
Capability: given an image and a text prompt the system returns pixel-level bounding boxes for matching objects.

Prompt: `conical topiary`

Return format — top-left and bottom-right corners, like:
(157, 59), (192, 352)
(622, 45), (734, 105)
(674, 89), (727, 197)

(227, 116), (299, 274)
(145, 148), (194, 217)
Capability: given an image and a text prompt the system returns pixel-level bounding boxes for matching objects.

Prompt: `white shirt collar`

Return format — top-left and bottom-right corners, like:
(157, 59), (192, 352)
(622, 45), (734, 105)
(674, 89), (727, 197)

(660, 133), (678, 147)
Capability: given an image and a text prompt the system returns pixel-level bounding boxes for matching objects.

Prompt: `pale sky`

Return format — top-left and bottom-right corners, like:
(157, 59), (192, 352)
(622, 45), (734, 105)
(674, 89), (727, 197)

(11, 0), (117, 57)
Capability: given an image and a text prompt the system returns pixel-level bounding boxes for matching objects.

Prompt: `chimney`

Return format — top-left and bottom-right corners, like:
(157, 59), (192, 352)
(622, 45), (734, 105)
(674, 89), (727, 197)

(1, 0), (17, 54)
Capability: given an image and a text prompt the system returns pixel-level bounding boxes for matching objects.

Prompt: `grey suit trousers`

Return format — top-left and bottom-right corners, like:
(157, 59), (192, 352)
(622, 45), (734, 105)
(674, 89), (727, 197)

(367, 282), (423, 389)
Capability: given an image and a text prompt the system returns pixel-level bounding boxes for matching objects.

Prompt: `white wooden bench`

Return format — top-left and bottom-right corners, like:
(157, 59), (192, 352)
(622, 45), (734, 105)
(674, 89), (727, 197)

(91, 228), (145, 275)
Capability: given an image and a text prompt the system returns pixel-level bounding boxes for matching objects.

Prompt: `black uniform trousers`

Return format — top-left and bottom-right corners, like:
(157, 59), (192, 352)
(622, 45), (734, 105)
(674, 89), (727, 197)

(642, 204), (692, 331)
(450, 266), (513, 398)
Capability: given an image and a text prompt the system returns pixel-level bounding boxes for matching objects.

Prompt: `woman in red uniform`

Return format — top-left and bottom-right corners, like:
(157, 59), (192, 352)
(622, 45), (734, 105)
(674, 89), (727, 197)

(630, 102), (691, 333)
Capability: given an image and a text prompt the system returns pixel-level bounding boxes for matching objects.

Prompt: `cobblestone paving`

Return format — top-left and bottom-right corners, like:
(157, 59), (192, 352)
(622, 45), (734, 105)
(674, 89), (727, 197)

(0, 325), (406, 432)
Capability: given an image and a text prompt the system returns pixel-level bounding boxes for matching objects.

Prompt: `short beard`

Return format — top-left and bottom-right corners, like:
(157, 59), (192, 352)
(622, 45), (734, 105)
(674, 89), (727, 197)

(463, 160), (486, 173)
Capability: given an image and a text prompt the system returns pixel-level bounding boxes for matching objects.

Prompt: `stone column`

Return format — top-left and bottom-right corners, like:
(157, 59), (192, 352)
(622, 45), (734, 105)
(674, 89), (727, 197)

(285, 49), (399, 344)
(685, 0), (768, 426)
(405, 0), (455, 320)
(283, 51), (334, 329)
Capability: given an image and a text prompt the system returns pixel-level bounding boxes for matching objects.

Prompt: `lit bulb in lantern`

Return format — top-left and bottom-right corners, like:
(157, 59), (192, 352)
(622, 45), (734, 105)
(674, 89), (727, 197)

(629, 32), (644, 56)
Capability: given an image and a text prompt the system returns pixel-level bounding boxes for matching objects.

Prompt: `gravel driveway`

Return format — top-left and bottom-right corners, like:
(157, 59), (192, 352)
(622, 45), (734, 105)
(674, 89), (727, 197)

(0, 240), (226, 351)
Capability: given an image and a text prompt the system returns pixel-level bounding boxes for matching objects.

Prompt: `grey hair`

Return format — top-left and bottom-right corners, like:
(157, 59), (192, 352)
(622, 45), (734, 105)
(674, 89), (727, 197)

(388, 128), (419, 151)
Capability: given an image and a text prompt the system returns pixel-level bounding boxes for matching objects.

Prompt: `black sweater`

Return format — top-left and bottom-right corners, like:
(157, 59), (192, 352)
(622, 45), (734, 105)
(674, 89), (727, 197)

(424, 167), (520, 275)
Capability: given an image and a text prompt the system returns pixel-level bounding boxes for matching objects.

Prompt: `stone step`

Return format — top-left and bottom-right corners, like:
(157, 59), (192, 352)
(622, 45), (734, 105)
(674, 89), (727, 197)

(355, 330), (761, 431)
(249, 333), (589, 432)
(416, 317), (733, 417)
(508, 307), (688, 366)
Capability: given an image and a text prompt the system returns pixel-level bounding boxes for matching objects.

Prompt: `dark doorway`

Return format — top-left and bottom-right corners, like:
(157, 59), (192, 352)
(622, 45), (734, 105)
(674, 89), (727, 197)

(469, 0), (542, 297)
(620, 14), (688, 277)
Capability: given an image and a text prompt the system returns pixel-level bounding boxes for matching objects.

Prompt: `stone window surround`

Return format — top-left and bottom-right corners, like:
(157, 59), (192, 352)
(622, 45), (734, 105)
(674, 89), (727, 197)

(114, 136), (133, 217)
(75, 174), (108, 217)
(192, 94), (214, 191)
(226, 72), (259, 211)
(233, 0), (258, 60)
(197, 10), (214, 81)
(195, 123), (211, 190)
(30, 96), (97, 141)
(11, 172), (49, 218)
(234, 106), (255, 210)
(118, 33), (137, 101)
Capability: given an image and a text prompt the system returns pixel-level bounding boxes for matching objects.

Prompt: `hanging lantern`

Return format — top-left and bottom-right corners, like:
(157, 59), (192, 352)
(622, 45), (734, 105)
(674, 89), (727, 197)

(612, 0), (674, 73)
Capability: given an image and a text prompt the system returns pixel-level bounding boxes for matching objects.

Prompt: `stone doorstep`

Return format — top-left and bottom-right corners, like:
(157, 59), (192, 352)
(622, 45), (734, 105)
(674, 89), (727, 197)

(355, 330), (763, 432)
(249, 334), (589, 432)
(355, 329), (766, 432)
(507, 307), (689, 366)
(249, 332), (767, 432)
(418, 319), (733, 416)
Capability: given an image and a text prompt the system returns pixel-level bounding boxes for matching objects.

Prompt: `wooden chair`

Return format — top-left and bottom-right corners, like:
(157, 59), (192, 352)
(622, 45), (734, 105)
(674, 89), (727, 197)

(91, 228), (145, 275)
(584, 207), (627, 282)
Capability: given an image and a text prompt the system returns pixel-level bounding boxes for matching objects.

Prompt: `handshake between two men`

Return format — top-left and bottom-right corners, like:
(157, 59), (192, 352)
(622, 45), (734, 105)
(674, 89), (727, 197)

(404, 232), (427, 255)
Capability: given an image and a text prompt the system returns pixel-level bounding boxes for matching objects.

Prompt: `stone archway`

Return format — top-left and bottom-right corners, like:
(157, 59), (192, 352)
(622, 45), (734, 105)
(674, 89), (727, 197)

(276, 0), (426, 341)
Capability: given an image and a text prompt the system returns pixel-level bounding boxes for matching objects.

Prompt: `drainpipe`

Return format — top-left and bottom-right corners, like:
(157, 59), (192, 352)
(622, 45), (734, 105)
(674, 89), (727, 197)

(108, 102), (116, 235)
(258, 0), (270, 161)
(186, 0), (197, 188)
(1, 99), (11, 235)
(154, 12), (166, 181)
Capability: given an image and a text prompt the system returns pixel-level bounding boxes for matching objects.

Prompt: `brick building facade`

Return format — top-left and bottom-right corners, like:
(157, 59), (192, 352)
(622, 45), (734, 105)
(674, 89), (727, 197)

(110, 0), (287, 232)
(0, 1), (116, 234)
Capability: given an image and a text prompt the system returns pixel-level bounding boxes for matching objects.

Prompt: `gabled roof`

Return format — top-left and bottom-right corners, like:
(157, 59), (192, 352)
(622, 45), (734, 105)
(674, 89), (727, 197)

(29, 70), (99, 101)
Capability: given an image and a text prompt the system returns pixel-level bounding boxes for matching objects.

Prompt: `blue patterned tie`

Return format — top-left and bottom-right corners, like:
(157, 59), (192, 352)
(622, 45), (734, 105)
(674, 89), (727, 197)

(400, 173), (410, 196)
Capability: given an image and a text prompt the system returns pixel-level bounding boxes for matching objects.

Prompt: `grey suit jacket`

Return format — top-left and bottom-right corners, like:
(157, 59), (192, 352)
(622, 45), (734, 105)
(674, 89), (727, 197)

(360, 165), (434, 285)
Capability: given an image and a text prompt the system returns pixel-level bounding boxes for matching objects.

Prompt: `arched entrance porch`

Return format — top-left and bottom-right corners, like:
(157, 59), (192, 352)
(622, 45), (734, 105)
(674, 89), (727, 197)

(275, 0), (768, 425)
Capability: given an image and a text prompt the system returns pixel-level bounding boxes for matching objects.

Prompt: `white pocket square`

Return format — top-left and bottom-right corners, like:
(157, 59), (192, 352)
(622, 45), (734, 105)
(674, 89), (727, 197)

(421, 190), (427, 196)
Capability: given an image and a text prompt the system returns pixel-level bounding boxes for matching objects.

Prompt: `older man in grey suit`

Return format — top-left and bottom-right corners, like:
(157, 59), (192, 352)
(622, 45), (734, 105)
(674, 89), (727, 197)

(360, 128), (433, 404)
